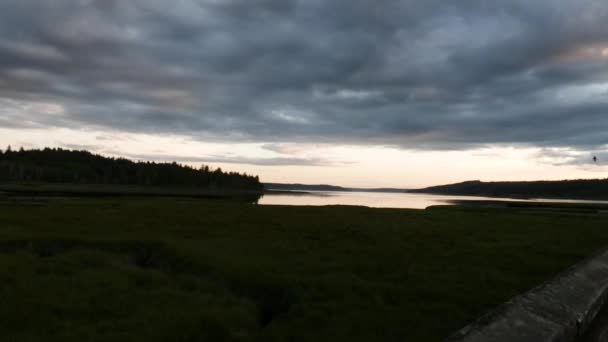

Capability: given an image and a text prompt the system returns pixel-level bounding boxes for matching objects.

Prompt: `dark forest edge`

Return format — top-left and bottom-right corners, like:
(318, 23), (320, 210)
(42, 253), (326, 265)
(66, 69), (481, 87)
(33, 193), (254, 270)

(0, 147), (263, 200)
(411, 179), (608, 200)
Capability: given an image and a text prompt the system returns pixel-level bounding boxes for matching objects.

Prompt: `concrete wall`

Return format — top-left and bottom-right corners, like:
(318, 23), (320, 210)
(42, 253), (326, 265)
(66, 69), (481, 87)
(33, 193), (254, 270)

(446, 249), (608, 342)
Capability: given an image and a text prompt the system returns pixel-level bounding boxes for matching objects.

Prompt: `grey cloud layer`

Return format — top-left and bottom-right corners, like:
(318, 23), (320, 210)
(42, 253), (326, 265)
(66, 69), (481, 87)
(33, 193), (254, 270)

(1, 0), (608, 149)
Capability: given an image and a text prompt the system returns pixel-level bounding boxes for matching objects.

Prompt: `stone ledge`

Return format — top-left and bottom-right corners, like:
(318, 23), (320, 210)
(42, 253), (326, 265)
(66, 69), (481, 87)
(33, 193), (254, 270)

(446, 249), (608, 342)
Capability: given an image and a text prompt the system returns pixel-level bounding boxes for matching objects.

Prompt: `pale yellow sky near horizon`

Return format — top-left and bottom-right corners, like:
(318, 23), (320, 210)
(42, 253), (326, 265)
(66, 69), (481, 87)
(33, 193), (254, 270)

(2, 127), (607, 188)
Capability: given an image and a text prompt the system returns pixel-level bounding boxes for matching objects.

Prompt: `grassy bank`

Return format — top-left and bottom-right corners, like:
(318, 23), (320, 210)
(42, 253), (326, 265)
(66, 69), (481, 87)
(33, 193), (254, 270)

(1, 197), (608, 341)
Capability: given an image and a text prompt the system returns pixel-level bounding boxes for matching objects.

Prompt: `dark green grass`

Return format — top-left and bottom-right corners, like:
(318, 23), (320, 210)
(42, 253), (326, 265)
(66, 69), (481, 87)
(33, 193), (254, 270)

(1, 198), (608, 341)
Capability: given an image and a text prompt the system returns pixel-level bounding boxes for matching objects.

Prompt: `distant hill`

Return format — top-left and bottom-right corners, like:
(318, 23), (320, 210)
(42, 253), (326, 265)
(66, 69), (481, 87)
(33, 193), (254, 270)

(0, 147), (263, 192)
(410, 179), (608, 200)
(264, 183), (408, 193)
(265, 183), (348, 192)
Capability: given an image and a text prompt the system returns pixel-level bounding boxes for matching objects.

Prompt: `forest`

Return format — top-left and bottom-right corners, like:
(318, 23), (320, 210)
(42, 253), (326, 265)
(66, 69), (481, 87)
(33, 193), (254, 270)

(0, 147), (263, 192)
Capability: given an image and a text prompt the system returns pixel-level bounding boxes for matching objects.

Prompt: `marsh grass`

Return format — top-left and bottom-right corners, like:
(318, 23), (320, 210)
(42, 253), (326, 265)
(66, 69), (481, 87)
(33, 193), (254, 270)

(1, 197), (608, 341)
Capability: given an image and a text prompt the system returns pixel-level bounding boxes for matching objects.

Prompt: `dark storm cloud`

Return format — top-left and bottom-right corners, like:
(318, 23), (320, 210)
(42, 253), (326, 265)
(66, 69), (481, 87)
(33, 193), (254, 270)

(1, 0), (608, 149)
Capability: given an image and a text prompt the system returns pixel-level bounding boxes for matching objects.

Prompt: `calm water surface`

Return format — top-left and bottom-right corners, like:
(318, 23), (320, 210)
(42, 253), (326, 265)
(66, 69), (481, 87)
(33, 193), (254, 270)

(259, 191), (608, 209)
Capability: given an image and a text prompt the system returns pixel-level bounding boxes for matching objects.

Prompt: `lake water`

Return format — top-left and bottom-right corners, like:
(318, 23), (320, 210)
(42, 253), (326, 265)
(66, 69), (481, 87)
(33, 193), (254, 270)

(258, 191), (608, 209)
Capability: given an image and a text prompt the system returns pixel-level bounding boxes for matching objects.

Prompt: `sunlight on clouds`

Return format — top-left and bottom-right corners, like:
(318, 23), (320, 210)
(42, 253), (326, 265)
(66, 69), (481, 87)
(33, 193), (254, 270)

(553, 44), (608, 63)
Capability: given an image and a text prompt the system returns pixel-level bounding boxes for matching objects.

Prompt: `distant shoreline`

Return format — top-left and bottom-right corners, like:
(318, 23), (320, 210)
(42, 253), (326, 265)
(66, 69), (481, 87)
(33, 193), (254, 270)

(263, 189), (312, 195)
(263, 183), (409, 193)
(266, 178), (608, 201)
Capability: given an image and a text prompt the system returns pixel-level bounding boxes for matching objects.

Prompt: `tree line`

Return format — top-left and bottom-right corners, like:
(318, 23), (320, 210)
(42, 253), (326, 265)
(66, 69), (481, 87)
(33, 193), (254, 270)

(411, 179), (608, 200)
(0, 147), (263, 191)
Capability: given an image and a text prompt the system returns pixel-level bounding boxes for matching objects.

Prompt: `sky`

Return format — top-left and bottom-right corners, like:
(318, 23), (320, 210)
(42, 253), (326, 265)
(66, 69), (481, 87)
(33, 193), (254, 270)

(1, 0), (608, 188)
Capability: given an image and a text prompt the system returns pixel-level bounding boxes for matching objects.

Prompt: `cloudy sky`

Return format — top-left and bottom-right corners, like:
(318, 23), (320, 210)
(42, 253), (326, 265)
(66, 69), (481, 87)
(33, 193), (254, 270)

(1, 0), (608, 187)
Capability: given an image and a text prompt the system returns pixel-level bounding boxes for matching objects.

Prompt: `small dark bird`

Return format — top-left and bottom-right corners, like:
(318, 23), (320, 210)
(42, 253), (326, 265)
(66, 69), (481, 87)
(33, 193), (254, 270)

(593, 156), (598, 163)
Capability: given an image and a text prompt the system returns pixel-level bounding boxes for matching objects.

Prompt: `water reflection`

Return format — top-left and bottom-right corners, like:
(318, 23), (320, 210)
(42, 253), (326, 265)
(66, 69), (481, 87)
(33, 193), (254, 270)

(259, 191), (608, 209)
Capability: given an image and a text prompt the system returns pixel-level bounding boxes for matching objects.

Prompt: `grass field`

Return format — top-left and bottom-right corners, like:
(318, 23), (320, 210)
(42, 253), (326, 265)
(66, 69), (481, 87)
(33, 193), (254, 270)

(1, 196), (608, 341)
